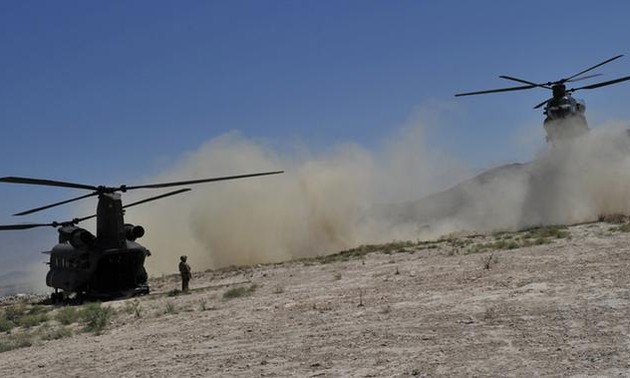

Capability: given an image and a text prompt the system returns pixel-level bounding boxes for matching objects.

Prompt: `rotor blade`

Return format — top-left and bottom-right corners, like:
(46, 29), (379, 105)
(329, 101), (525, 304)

(565, 73), (602, 83)
(13, 192), (99, 216)
(569, 75), (630, 91)
(564, 55), (623, 82)
(0, 177), (98, 191)
(455, 84), (538, 97)
(73, 214), (96, 223)
(71, 188), (193, 224)
(0, 223), (55, 231)
(499, 75), (550, 88)
(123, 188), (192, 209)
(124, 171), (284, 190)
(534, 98), (551, 109)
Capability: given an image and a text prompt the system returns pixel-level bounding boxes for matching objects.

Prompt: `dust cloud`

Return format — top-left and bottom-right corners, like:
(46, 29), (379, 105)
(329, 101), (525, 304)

(128, 119), (630, 276)
(128, 123), (469, 275)
(400, 120), (630, 236)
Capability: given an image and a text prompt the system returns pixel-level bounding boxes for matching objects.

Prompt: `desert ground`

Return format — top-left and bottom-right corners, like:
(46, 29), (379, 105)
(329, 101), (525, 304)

(2, 221), (630, 377)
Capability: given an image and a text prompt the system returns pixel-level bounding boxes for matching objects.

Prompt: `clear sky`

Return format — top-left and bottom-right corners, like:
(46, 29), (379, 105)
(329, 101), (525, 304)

(2, 1), (630, 274)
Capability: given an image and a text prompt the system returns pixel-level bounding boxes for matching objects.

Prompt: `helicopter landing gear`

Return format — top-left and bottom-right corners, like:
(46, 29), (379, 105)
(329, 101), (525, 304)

(50, 291), (64, 304)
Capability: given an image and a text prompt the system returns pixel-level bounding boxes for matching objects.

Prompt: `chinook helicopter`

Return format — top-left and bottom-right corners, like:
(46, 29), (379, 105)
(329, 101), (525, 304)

(0, 171), (282, 302)
(455, 55), (630, 145)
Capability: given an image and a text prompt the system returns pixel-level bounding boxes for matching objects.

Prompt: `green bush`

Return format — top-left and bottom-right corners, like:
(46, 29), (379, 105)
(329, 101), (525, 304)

(56, 307), (80, 325)
(0, 334), (32, 353)
(40, 325), (73, 341)
(80, 303), (113, 334)
(612, 223), (630, 233)
(164, 301), (177, 314)
(4, 304), (27, 323)
(16, 313), (49, 328)
(524, 225), (569, 240)
(223, 284), (257, 300)
(0, 316), (15, 333)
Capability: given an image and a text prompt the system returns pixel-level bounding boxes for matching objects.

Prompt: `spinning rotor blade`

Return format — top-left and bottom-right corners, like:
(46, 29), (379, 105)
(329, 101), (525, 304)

(1, 171), (283, 216)
(0, 223), (57, 231)
(534, 98), (551, 109)
(68, 188), (194, 224)
(499, 75), (550, 88)
(0, 177), (97, 191)
(564, 55), (623, 82)
(13, 192), (98, 216)
(569, 75), (630, 91)
(565, 73), (602, 83)
(123, 188), (191, 209)
(125, 171), (284, 190)
(0, 189), (192, 230)
(454, 84), (537, 97)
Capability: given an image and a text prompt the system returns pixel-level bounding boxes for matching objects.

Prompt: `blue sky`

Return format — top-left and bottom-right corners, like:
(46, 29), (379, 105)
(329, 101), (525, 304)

(2, 1), (630, 274)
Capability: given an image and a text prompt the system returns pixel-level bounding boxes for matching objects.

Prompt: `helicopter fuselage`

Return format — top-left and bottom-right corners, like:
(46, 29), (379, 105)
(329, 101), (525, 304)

(542, 90), (589, 145)
(46, 193), (150, 300)
(454, 54), (630, 146)
(0, 170), (284, 302)
(46, 240), (149, 299)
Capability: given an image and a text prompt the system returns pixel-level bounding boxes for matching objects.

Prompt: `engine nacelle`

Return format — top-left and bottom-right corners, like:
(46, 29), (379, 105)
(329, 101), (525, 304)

(58, 226), (95, 248)
(124, 224), (145, 241)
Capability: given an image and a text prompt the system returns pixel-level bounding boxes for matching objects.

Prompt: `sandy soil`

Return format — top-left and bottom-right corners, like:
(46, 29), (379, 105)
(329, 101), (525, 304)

(2, 222), (630, 377)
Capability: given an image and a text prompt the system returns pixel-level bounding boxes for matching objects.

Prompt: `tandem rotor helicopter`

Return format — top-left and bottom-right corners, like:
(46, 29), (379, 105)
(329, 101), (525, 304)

(455, 55), (630, 145)
(0, 171), (282, 302)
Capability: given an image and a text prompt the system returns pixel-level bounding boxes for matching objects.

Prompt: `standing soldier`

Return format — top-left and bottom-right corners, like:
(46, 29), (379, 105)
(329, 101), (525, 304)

(179, 255), (192, 292)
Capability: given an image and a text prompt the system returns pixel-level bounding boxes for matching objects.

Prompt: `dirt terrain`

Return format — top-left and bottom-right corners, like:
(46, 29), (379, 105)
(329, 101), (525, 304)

(2, 222), (630, 377)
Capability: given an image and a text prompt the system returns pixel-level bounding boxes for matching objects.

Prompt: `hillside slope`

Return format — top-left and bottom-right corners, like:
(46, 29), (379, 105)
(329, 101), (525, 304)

(1, 222), (630, 376)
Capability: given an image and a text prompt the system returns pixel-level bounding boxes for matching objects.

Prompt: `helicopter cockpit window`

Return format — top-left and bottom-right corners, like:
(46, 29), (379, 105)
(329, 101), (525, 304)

(547, 98), (574, 119)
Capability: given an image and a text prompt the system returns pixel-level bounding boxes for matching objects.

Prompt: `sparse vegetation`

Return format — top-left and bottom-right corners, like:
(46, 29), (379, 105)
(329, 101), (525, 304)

(122, 300), (143, 318)
(223, 284), (258, 300)
(0, 316), (15, 333)
(80, 303), (113, 334)
(306, 240), (437, 265)
(0, 302), (77, 353)
(39, 324), (73, 341)
(16, 313), (49, 328)
(56, 306), (80, 325)
(4, 304), (27, 323)
(0, 304), (51, 329)
(0, 334), (32, 353)
(481, 253), (499, 270)
(599, 213), (629, 224)
(611, 223), (630, 233)
(461, 225), (570, 254)
(164, 301), (178, 314)
(523, 225), (569, 240)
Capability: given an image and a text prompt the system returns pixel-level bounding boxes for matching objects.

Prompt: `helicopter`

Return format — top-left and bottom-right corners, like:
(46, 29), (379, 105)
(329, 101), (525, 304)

(455, 55), (630, 145)
(0, 171), (283, 302)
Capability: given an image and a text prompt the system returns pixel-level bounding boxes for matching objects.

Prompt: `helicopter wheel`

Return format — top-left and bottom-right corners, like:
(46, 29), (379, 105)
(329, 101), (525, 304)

(50, 292), (62, 304)
(75, 292), (85, 305)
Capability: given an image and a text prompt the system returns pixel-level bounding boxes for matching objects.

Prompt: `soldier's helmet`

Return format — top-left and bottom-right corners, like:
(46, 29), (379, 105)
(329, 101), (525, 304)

(180, 255), (187, 262)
